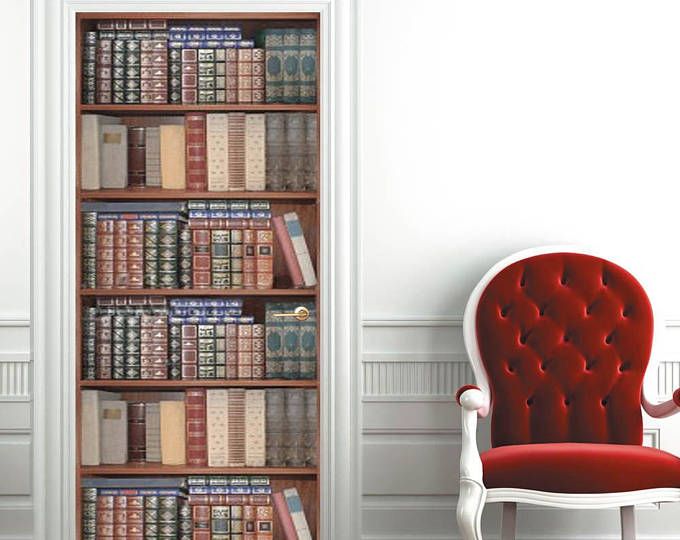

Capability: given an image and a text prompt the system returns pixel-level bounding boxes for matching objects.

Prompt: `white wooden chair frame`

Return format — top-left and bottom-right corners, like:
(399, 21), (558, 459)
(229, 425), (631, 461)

(457, 246), (680, 540)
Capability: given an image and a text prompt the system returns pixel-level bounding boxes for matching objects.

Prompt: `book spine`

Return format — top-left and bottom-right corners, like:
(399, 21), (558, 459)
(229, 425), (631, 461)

(255, 229), (274, 290)
(245, 389), (266, 467)
(160, 125), (186, 189)
(82, 32), (97, 104)
(211, 230), (230, 289)
(282, 29), (301, 104)
(82, 211), (98, 288)
(265, 113), (286, 191)
(230, 229), (244, 289)
(168, 321), (182, 380)
(252, 323), (266, 380)
(140, 39), (168, 104)
(227, 388), (246, 466)
(96, 313), (113, 379)
(125, 39), (141, 104)
(245, 114), (266, 191)
(127, 401), (146, 463)
(160, 400), (186, 465)
(283, 487), (313, 540)
(299, 302), (317, 380)
(185, 388), (208, 466)
(215, 323), (226, 379)
(185, 113), (208, 190)
(179, 498), (193, 539)
(181, 48), (198, 104)
(215, 48), (226, 104)
(167, 45), (182, 105)
(181, 323), (198, 380)
(198, 323), (216, 380)
(206, 113), (229, 191)
(299, 28), (317, 104)
(282, 306), (301, 380)
(226, 323), (238, 379)
(158, 218), (179, 289)
(272, 216), (304, 288)
(127, 218), (144, 289)
(112, 314), (125, 380)
(192, 505), (211, 539)
(237, 323), (253, 379)
(227, 113), (246, 190)
(100, 400), (128, 464)
(284, 112), (305, 190)
(82, 306), (97, 380)
(127, 126), (146, 187)
(81, 487), (98, 540)
(113, 219), (128, 288)
(96, 490), (114, 538)
(304, 113), (318, 191)
(96, 218), (114, 288)
(283, 212), (317, 287)
(125, 314), (141, 379)
(141, 312), (168, 380)
(96, 39), (112, 103)
(206, 388), (229, 467)
(191, 227), (211, 288)
(265, 389), (285, 466)
(264, 303), (284, 379)
(263, 30), (284, 103)
(226, 48), (239, 104)
(304, 388), (318, 466)
(145, 401), (161, 462)
(272, 491), (297, 540)
(111, 38), (125, 104)
(100, 125), (128, 188)
(198, 48), (216, 104)
(143, 218), (160, 288)
(252, 48), (265, 104)
(179, 221), (193, 289)
(237, 48), (253, 104)
(284, 389), (305, 467)
(242, 229), (256, 289)
(145, 126), (162, 186)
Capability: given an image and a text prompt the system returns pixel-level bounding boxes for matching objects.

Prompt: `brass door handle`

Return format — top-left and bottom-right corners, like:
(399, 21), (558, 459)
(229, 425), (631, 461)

(272, 306), (310, 321)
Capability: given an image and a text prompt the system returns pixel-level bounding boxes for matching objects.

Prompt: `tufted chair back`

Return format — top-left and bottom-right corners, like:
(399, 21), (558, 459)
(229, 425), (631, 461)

(474, 252), (654, 447)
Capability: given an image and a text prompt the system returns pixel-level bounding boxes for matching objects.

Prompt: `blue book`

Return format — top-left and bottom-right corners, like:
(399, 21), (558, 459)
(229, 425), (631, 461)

(80, 476), (187, 489)
(282, 29), (301, 103)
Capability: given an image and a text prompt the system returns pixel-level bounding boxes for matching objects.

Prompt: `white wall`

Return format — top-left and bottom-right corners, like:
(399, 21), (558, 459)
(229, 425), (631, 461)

(0, 0), (32, 539)
(359, 1), (680, 538)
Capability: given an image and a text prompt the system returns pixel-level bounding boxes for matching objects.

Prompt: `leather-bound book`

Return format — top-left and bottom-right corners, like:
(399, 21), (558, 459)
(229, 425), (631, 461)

(265, 113), (285, 191)
(144, 126), (161, 187)
(206, 113), (229, 191)
(158, 216), (179, 289)
(111, 314), (125, 380)
(100, 400), (128, 464)
(251, 48), (265, 104)
(226, 323), (239, 380)
(127, 126), (146, 187)
(81, 306), (97, 380)
(81, 390), (121, 465)
(124, 39), (141, 104)
(282, 29), (301, 104)
(299, 29), (317, 104)
(82, 32), (97, 105)
(96, 489), (114, 539)
(197, 48), (216, 105)
(140, 312), (168, 380)
(112, 219), (128, 288)
(245, 114), (266, 191)
(206, 388), (229, 467)
(192, 505), (211, 540)
(100, 124), (128, 188)
(211, 230), (230, 289)
(169, 48), (182, 104)
(272, 492), (297, 540)
(237, 324), (253, 379)
(145, 401), (161, 462)
(191, 227), (211, 289)
(304, 389), (318, 466)
(185, 113), (207, 191)
(81, 211), (98, 289)
(215, 323), (226, 379)
(226, 48), (239, 104)
(299, 302), (317, 380)
(181, 324), (198, 380)
(242, 229), (257, 289)
(181, 48), (197, 104)
(272, 216), (303, 288)
(259, 29), (284, 103)
(282, 487), (313, 540)
(237, 48), (253, 103)
(126, 218), (144, 289)
(227, 388), (246, 466)
(283, 212), (317, 287)
(284, 113), (305, 190)
(96, 313), (113, 379)
(124, 314), (141, 380)
(252, 324), (266, 380)
(198, 323), (216, 380)
(140, 39), (168, 104)
(81, 114), (121, 190)
(265, 390), (285, 467)
(81, 485), (97, 539)
(284, 389), (305, 466)
(95, 38), (112, 104)
(245, 389), (266, 467)
(179, 221), (193, 289)
(185, 388), (208, 466)
(127, 401), (146, 463)
(264, 303), (284, 379)
(227, 113), (246, 190)
(255, 229), (274, 290)
(160, 400), (186, 465)
(303, 113), (318, 191)
(160, 124), (186, 189)
(168, 321), (182, 380)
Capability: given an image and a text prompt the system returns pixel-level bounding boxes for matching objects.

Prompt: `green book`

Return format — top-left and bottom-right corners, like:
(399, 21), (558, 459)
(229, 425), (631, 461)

(282, 28), (301, 103)
(298, 302), (316, 380)
(298, 28), (317, 104)
(265, 302), (284, 378)
(258, 29), (284, 103)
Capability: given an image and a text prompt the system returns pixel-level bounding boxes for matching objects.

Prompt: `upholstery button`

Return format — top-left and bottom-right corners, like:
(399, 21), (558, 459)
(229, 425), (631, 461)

(508, 364), (515, 373)
(602, 273), (609, 286)
(560, 275), (568, 286)
(586, 304), (594, 316)
(519, 333), (528, 345)
(601, 397), (609, 406)
(605, 333), (614, 345)
(539, 306), (546, 316)
(563, 333), (571, 343)
(622, 306), (631, 318)
(564, 398), (570, 406)
(585, 360), (595, 371)
(527, 397), (534, 406)
(540, 362), (547, 371)
(500, 306), (509, 318)
(619, 362), (630, 372)
(520, 276), (526, 288)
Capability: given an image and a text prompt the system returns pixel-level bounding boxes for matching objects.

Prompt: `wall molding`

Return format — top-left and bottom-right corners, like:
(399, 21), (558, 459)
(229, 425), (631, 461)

(363, 317), (680, 328)
(0, 319), (29, 328)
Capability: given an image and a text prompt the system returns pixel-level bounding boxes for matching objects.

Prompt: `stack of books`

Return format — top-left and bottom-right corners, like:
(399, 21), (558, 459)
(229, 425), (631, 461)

(81, 389), (318, 468)
(81, 112), (317, 192)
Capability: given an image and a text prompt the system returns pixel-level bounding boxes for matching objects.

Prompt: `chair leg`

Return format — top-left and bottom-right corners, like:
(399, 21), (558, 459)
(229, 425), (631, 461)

(620, 505), (635, 540)
(457, 478), (486, 540)
(501, 502), (517, 540)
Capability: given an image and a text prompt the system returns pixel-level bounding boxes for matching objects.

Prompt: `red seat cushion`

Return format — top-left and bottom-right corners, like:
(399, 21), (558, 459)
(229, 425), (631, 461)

(482, 443), (680, 493)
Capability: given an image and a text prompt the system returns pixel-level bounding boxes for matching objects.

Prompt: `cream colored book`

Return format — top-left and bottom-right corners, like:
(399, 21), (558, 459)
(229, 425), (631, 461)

(227, 388), (246, 466)
(81, 390), (121, 466)
(245, 114), (266, 191)
(100, 400), (128, 465)
(81, 114), (121, 190)
(160, 125), (186, 189)
(207, 113), (229, 191)
(245, 389), (266, 467)
(160, 400), (186, 465)
(206, 389), (229, 467)
(100, 125), (128, 189)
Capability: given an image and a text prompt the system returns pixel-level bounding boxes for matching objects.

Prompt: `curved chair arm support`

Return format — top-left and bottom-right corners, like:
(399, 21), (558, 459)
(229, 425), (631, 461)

(642, 388), (680, 419)
(456, 387), (489, 482)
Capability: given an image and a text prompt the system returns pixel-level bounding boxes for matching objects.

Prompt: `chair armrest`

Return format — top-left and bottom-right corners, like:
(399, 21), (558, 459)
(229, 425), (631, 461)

(456, 386), (490, 484)
(642, 388), (680, 419)
(456, 385), (490, 417)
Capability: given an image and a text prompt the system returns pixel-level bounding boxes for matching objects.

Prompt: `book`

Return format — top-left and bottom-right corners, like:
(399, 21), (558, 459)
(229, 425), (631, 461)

(160, 124), (186, 189)
(211, 229), (230, 288)
(100, 400), (128, 464)
(259, 29), (284, 103)
(160, 400), (186, 465)
(245, 389), (266, 467)
(252, 48), (266, 104)
(80, 476), (187, 488)
(185, 388), (208, 466)
(245, 114), (266, 191)
(206, 113), (229, 191)
(181, 48), (198, 104)
(265, 303), (284, 379)
(285, 390), (305, 467)
(185, 113), (208, 190)
(283, 212), (317, 287)
(272, 216), (304, 288)
(237, 48), (253, 103)
(304, 389), (318, 466)
(282, 29), (301, 104)
(206, 389), (229, 467)
(145, 401), (161, 462)
(227, 112), (246, 190)
(299, 29), (317, 104)
(265, 113), (286, 190)
(81, 212), (97, 289)
(81, 390), (121, 466)
(144, 126), (161, 186)
(127, 401), (146, 463)
(227, 388), (246, 466)
(256, 229), (275, 289)
(284, 113), (305, 190)
(303, 113), (318, 190)
(100, 124), (128, 188)
(283, 487), (313, 540)
(95, 38), (112, 104)
(81, 114), (122, 190)
(272, 491), (298, 540)
(127, 126), (146, 187)
(299, 302), (317, 380)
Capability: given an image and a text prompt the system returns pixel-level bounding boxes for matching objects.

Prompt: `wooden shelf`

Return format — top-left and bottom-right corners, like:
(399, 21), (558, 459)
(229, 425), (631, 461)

(79, 103), (318, 114)
(81, 464), (318, 476)
(80, 189), (318, 201)
(77, 12), (320, 21)
(79, 379), (318, 389)
(81, 288), (316, 297)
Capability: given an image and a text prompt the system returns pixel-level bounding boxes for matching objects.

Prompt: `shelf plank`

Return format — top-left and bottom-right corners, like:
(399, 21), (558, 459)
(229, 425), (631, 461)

(79, 379), (318, 389)
(79, 104), (317, 114)
(81, 288), (316, 297)
(80, 189), (318, 201)
(81, 465), (318, 476)
(77, 12), (320, 21)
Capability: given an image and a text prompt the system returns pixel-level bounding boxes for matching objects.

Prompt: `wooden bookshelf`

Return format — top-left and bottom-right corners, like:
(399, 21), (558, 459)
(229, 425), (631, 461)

(75, 10), (322, 540)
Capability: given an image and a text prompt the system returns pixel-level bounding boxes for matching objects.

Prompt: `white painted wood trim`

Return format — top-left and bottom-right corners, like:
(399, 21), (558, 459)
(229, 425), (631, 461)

(32, 2), (357, 539)
(485, 487), (680, 508)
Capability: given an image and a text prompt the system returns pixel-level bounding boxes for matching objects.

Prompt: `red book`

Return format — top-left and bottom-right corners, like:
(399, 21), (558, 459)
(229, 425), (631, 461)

(185, 113), (207, 190)
(272, 216), (304, 288)
(191, 228), (211, 288)
(273, 491), (298, 540)
(185, 388), (207, 466)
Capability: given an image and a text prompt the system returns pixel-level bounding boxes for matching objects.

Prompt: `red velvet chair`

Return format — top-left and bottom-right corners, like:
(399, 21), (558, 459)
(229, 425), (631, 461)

(456, 247), (680, 540)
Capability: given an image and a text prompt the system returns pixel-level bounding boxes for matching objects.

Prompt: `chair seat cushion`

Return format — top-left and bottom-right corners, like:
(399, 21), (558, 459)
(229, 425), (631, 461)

(482, 443), (680, 493)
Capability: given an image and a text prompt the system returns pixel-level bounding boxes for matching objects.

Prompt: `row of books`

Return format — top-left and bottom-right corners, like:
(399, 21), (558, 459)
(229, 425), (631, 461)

(81, 113), (317, 192)
(82, 297), (316, 381)
(82, 20), (317, 104)
(81, 388), (317, 468)
(81, 475), (312, 540)
(81, 202), (316, 290)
